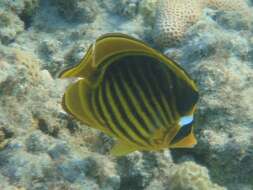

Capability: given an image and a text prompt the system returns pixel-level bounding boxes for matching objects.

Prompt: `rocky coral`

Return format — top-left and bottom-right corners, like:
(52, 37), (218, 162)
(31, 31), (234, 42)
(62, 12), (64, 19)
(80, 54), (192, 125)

(0, 0), (39, 33)
(99, 0), (158, 25)
(0, 0), (253, 189)
(115, 0), (140, 18)
(0, 46), (227, 190)
(52, 0), (98, 23)
(0, 9), (24, 44)
(154, 0), (253, 47)
(139, 0), (158, 25)
(0, 45), (117, 189)
(164, 5), (253, 189)
(170, 161), (226, 190)
(99, 0), (141, 18)
(192, 56), (253, 188)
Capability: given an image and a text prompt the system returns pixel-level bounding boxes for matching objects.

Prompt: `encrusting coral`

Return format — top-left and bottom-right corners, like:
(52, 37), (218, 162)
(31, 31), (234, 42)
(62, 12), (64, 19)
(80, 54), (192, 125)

(170, 161), (226, 190)
(0, 0), (252, 189)
(0, 9), (24, 44)
(52, 0), (98, 23)
(154, 0), (252, 47)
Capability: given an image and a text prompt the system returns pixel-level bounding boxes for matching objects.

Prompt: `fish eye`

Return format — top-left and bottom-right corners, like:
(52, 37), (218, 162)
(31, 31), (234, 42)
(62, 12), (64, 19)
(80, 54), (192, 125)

(170, 118), (194, 145)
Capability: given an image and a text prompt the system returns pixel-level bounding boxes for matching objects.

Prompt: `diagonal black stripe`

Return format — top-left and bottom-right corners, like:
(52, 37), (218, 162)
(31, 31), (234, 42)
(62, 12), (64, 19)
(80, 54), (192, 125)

(112, 65), (152, 134)
(90, 91), (104, 125)
(109, 68), (151, 145)
(102, 74), (143, 146)
(168, 70), (199, 116)
(94, 87), (119, 137)
(148, 64), (177, 120)
(135, 63), (168, 126)
(121, 62), (159, 128)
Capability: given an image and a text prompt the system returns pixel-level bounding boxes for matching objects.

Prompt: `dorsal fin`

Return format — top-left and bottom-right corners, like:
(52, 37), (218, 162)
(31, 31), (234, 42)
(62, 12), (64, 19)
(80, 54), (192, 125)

(59, 33), (197, 93)
(59, 33), (157, 79)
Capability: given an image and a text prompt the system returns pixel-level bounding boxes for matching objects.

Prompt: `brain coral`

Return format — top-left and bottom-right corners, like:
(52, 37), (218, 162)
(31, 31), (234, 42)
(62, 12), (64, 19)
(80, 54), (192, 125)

(154, 0), (252, 47)
(170, 161), (226, 190)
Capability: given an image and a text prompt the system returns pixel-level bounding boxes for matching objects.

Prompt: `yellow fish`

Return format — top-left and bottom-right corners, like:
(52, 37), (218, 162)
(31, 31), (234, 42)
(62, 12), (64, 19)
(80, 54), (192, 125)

(59, 33), (199, 156)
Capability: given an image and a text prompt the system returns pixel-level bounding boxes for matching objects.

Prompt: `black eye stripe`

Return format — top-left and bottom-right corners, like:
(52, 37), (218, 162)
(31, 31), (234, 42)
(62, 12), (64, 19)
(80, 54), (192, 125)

(170, 122), (193, 145)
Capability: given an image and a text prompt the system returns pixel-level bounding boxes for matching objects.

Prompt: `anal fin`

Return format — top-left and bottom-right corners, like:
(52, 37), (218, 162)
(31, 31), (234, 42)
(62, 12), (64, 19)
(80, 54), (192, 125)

(110, 141), (138, 156)
(170, 132), (197, 148)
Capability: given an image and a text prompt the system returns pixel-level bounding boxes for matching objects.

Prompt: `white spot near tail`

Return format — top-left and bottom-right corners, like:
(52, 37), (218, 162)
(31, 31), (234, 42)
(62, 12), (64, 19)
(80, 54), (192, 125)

(179, 115), (193, 127)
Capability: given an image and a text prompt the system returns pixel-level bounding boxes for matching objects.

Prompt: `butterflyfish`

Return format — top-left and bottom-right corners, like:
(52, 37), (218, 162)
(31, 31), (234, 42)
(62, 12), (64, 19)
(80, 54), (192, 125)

(59, 33), (199, 156)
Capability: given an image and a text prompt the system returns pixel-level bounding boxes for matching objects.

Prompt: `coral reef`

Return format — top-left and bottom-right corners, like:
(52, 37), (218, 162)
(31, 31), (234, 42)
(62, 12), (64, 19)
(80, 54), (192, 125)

(100, 0), (141, 18)
(0, 46), (118, 189)
(0, 0), (39, 33)
(0, 9), (24, 44)
(164, 4), (253, 189)
(170, 161), (226, 190)
(139, 0), (158, 25)
(154, 0), (253, 47)
(115, 0), (140, 18)
(0, 0), (252, 189)
(52, 0), (98, 23)
(0, 46), (227, 190)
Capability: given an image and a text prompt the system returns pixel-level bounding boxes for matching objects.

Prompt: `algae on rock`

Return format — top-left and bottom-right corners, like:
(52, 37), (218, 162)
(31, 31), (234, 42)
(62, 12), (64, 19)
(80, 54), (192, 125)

(0, 0), (253, 189)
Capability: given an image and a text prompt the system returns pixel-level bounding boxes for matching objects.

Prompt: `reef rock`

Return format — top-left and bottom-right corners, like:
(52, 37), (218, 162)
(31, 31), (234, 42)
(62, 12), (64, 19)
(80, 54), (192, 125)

(0, 0), (252, 190)
(154, 0), (253, 47)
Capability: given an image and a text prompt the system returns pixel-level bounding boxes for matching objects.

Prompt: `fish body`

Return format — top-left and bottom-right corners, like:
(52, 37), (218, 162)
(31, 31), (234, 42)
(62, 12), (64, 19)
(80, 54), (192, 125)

(59, 33), (199, 156)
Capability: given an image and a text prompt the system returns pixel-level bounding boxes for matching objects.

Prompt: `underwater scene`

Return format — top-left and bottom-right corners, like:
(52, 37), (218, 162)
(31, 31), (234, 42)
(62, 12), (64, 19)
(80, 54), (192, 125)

(0, 0), (253, 189)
